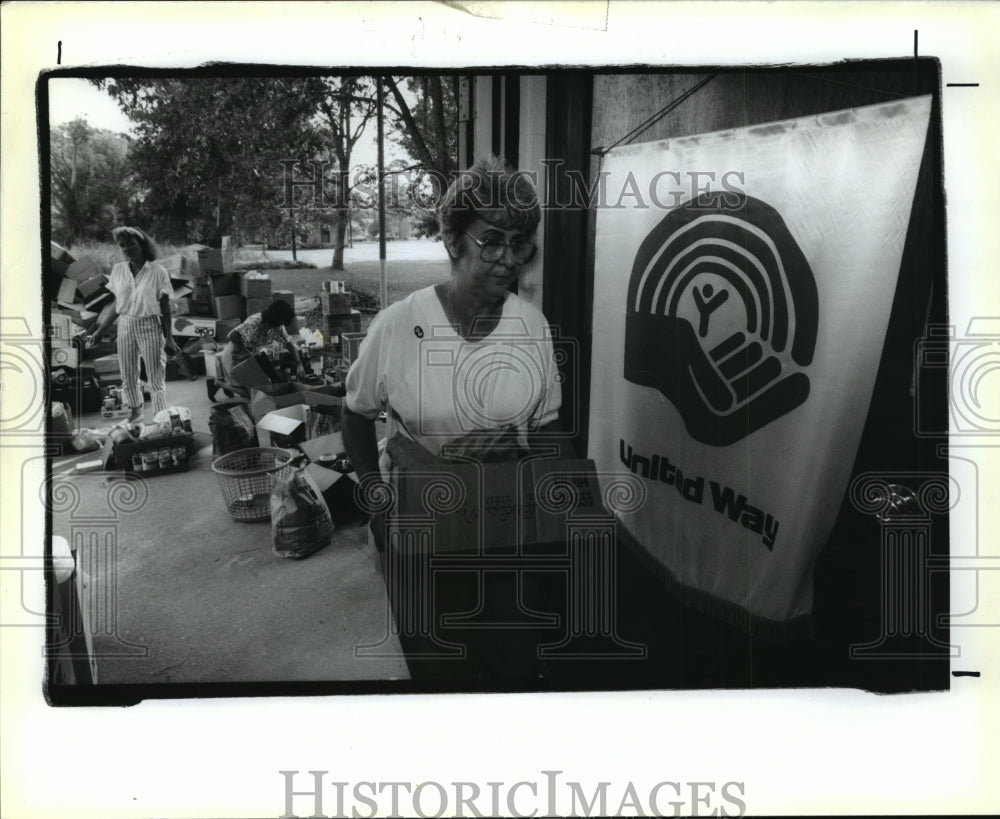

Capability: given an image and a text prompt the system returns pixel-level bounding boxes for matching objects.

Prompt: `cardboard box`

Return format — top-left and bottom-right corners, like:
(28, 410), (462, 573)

(158, 254), (189, 279)
(322, 310), (362, 336)
(320, 292), (352, 316)
(256, 405), (309, 448)
(271, 290), (295, 308)
(340, 331), (367, 364)
(240, 275), (272, 298)
(49, 312), (76, 348)
(188, 283), (213, 315)
(56, 305), (99, 328)
(304, 461), (361, 523)
(245, 297), (270, 316)
(208, 272), (240, 299)
(93, 354), (120, 374)
(65, 255), (104, 282)
(191, 281), (211, 302)
(100, 431), (196, 473)
(213, 295), (246, 320)
(387, 435), (607, 555)
(249, 382), (342, 422)
(197, 248), (235, 276)
(51, 346), (79, 369)
(171, 316), (218, 338)
(171, 297), (192, 316)
(51, 242), (75, 276)
(232, 354), (282, 392)
(76, 274), (107, 300)
(56, 277), (78, 304)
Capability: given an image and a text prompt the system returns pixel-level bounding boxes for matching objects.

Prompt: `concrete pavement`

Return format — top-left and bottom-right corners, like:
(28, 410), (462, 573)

(50, 374), (409, 689)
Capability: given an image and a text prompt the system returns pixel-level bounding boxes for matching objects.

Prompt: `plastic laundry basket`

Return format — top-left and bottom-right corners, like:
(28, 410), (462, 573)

(211, 447), (295, 522)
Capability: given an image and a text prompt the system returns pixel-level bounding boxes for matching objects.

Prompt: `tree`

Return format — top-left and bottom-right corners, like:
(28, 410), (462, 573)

(381, 76), (460, 238)
(50, 118), (138, 244)
(95, 77), (325, 244)
(310, 76), (378, 269)
(383, 76), (457, 183)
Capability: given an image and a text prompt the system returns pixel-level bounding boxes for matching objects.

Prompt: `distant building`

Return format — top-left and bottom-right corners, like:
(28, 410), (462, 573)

(305, 215), (414, 248)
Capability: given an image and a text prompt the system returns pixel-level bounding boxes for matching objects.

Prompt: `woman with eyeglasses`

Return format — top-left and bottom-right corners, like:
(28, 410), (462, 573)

(344, 154), (561, 478)
(342, 155), (563, 679)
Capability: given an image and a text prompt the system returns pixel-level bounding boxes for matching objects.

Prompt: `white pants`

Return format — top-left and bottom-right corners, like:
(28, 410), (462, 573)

(117, 314), (167, 414)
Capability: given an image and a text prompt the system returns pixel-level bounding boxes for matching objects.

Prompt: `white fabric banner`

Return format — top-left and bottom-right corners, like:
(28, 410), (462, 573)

(588, 96), (932, 627)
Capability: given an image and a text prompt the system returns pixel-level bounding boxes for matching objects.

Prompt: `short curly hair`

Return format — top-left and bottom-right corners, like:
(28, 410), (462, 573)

(437, 155), (541, 248)
(261, 299), (295, 327)
(111, 226), (159, 263)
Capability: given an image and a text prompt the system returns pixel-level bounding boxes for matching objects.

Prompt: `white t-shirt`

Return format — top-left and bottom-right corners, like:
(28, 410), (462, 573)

(107, 260), (172, 317)
(345, 286), (562, 457)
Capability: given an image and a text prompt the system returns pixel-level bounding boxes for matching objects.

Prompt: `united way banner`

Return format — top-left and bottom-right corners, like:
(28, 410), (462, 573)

(588, 96), (932, 629)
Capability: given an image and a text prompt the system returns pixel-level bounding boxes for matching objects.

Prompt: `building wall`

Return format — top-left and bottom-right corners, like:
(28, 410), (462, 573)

(590, 67), (934, 150)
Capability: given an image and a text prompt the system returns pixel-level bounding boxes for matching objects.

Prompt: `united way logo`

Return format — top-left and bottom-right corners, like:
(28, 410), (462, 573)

(624, 191), (818, 446)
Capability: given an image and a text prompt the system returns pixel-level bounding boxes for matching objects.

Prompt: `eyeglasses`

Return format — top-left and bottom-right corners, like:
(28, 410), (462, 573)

(464, 232), (537, 264)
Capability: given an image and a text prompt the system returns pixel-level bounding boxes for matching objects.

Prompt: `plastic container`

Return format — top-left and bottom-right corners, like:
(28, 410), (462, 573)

(211, 447), (296, 523)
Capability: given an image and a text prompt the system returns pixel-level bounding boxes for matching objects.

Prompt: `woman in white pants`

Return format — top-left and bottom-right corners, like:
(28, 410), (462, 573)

(84, 227), (178, 422)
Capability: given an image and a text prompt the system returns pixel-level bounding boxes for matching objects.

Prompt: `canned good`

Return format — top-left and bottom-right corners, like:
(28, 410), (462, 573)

(158, 448), (171, 468)
(131, 454), (144, 472)
(141, 452), (158, 472)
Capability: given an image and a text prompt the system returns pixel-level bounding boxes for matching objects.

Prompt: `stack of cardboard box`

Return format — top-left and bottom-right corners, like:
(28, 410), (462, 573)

(319, 285), (362, 340)
(49, 243), (113, 346)
(241, 271), (273, 316)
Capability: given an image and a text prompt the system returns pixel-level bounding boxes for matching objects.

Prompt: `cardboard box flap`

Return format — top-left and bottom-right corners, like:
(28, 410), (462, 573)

(257, 406), (307, 436)
(170, 279), (194, 300)
(249, 382), (342, 421)
(299, 432), (345, 462)
(304, 462), (342, 493)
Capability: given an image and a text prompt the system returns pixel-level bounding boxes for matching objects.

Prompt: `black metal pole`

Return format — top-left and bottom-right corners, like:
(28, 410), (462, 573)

(376, 77), (387, 308)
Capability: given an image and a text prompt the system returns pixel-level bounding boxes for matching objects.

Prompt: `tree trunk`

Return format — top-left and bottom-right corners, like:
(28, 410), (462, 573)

(331, 208), (347, 270)
(429, 76), (449, 175)
(330, 157), (350, 269)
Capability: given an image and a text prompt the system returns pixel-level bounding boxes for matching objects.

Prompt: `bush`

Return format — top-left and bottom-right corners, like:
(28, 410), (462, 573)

(233, 259), (317, 271)
(69, 239), (192, 271)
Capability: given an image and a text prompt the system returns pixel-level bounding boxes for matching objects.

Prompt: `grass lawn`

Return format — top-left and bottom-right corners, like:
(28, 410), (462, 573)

(263, 258), (451, 308)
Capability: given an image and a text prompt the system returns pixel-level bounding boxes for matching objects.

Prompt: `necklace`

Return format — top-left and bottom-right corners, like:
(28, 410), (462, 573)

(439, 282), (503, 341)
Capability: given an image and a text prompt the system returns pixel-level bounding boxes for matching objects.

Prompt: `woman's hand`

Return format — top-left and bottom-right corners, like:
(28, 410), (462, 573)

(164, 338), (179, 356)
